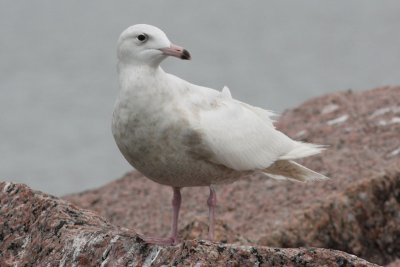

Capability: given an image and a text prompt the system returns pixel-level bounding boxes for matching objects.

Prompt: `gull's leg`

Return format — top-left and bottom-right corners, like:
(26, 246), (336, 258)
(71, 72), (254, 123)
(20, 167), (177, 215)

(170, 187), (182, 243)
(207, 185), (217, 240)
(140, 187), (181, 245)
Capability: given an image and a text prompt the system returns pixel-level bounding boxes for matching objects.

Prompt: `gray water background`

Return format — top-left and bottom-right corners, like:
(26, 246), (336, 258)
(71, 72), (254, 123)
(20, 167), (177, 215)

(1, 1), (399, 196)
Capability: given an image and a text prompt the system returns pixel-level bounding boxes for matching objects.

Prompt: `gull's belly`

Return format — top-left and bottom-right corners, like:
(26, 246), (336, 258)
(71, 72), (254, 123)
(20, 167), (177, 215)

(112, 105), (242, 187)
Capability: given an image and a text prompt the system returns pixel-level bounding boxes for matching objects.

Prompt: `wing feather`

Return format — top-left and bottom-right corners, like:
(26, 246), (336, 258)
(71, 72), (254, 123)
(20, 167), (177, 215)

(195, 95), (297, 171)
(181, 84), (324, 171)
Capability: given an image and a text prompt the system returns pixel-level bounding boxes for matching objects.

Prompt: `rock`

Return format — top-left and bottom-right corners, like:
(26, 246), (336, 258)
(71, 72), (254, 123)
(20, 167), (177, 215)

(65, 86), (400, 265)
(0, 182), (378, 266)
(259, 85), (400, 265)
(258, 166), (400, 265)
(179, 217), (251, 244)
(387, 259), (400, 267)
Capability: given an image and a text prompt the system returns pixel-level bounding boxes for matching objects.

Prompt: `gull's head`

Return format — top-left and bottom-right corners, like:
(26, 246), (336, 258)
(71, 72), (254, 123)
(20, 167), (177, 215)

(117, 24), (191, 67)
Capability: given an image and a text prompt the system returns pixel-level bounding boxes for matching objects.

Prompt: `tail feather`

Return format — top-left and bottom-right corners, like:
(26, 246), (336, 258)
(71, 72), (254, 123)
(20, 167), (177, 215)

(279, 141), (327, 160)
(263, 160), (329, 182)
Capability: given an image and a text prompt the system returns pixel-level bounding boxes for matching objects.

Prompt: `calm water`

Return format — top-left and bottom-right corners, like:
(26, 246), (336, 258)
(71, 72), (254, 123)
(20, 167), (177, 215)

(1, 1), (399, 195)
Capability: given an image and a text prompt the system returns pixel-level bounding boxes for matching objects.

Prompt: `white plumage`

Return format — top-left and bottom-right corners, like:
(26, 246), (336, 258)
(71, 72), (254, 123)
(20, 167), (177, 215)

(196, 86), (321, 171)
(112, 24), (328, 244)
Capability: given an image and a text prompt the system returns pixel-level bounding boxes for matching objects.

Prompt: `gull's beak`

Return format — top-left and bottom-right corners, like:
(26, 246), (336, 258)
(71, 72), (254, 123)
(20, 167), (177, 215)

(159, 43), (191, 60)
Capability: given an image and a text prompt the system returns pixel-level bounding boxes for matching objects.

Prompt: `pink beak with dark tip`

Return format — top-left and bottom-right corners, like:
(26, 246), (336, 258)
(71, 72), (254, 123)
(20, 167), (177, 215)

(159, 43), (191, 60)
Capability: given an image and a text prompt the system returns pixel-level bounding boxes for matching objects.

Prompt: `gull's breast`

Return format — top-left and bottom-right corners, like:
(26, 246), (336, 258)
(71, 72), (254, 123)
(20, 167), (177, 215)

(112, 97), (243, 187)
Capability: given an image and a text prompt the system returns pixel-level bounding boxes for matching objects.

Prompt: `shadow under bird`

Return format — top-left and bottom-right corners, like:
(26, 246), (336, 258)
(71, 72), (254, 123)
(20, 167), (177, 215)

(112, 24), (328, 245)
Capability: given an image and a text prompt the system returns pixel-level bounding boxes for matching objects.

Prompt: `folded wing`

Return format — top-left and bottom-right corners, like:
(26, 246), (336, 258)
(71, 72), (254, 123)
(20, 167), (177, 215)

(191, 87), (322, 171)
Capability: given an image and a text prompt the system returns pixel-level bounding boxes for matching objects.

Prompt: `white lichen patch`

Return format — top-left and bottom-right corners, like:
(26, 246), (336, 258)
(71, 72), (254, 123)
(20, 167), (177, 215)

(237, 245), (256, 252)
(60, 234), (89, 267)
(69, 233), (105, 267)
(377, 117), (400, 126)
(16, 235), (31, 263)
(377, 120), (387, 126)
(143, 246), (162, 267)
(59, 249), (67, 267)
(369, 106), (400, 119)
(100, 235), (120, 267)
(71, 234), (90, 265)
(391, 117), (400, 124)
(2, 182), (12, 193)
(87, 233), (106, 247)
(321, 104), (339, 115)
(327, 114), (348, 125)
(389, 146), (400, 157)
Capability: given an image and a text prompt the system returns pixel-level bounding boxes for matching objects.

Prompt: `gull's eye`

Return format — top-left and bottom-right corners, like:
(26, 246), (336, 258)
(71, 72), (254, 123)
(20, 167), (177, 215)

(137, 34), (148, 42)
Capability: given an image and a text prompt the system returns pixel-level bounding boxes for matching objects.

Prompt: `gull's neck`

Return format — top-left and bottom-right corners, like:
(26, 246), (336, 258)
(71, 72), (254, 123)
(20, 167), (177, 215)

(118, 63), (167, 91)
(118, 62), (164, 78)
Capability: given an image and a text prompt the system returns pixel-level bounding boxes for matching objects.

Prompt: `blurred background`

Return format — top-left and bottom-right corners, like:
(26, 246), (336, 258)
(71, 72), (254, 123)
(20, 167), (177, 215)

(1, 1), (399, 196)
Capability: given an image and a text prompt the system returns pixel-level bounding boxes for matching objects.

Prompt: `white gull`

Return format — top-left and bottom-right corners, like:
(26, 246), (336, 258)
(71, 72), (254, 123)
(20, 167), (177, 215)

(112, 24), (328, 245)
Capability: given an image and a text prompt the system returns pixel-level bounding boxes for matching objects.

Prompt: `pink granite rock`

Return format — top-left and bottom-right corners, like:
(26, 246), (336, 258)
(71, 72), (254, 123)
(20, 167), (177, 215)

(387, 259), (400, 267)
(0, 182), (377, 266)
(258, 166), (400, 265)
(179, 217), (251, 244)
(65, 86), (400, 265)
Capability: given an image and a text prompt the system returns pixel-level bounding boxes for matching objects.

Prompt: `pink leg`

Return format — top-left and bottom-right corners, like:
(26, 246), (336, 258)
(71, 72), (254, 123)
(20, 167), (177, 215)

(170, 187), (181, 243)
(207, 185), (217, 240)
(140, 187), (181, 245)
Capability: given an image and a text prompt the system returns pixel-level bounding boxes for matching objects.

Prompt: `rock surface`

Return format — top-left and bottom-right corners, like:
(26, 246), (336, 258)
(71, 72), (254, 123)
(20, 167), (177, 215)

(387, 259), (400, 267)
(64, 86), (400, 266)
(0, 182), (378, 266)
